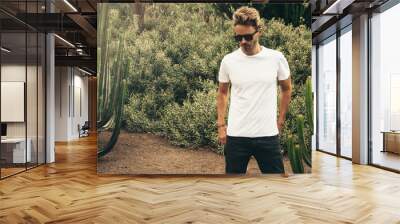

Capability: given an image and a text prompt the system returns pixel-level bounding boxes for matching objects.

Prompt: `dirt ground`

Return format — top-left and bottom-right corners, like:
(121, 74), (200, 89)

(97, 131), (293, 175)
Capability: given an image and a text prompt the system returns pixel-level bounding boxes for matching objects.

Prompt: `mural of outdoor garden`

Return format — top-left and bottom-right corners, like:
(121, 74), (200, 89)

(97, 3), (312, 175)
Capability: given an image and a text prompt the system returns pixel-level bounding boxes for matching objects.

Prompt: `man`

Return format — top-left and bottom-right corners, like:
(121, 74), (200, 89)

(217, 6), (292, 174)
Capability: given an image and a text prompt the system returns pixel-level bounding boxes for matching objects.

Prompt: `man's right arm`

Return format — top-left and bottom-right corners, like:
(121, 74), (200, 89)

(217, 82), (230, 145)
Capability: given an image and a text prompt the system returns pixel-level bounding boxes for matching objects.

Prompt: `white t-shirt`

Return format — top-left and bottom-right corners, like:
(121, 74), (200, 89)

(218, 46), (290, 137)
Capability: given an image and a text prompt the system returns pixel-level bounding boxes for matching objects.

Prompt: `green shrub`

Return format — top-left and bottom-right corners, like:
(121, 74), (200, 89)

(261, 19), (311, 86)
(160, 81), (223, 154)
(124, 94), (153, 132)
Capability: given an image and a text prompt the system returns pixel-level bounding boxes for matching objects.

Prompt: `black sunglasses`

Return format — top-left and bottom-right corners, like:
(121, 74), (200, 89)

(234, 30), (258, 42)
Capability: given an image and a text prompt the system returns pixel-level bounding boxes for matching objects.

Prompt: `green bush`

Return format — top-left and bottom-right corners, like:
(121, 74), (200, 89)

(261, 19), (311, 86)
(124, 94), (153, 132)
(160, 81), (223, 154)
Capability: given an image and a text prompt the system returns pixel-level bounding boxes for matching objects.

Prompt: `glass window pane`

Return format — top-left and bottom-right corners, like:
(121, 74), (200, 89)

(1, 30), (27, 177)
(318, 35), (337, 154)
(340, 26), (352, 158)
(1, 0), (46, 179)
(371, 3), (400, 171)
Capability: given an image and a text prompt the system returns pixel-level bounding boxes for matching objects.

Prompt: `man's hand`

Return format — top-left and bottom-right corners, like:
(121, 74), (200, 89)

(218, 125), (227, 145)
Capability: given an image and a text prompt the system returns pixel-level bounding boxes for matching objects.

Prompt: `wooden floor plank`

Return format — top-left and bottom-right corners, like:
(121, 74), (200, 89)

(0, 135), (399, 223)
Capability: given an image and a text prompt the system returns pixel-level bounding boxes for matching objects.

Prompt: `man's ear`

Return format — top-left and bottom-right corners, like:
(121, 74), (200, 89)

(258, 25), (265, 33)
(256, 27), (263, 38)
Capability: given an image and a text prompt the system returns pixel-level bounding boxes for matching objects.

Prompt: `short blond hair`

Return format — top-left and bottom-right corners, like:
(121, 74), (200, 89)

(232, 6), (262, 30)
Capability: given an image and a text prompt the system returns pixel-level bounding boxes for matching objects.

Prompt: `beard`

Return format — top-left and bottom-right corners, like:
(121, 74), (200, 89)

(241, 42), (254, 52)
(242, 44), (250, 49)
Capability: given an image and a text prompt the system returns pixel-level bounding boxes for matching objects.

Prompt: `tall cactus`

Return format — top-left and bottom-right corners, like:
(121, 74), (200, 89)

(98, 80), (126, 157)
(296, 115), (311, 167)
(287, 135), (304, 173)
(98, 37), (126, 157)
(287, 76), (313, 173)
(97, 5), (127, 157)
(305, 76), (313, 133)
(98, 3), (110, 125)
(294, 144), (304, 173)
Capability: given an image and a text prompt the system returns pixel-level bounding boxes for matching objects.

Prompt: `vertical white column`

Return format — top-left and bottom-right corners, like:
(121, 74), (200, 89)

(46, 1), (55, 163)
(352, 14), (369, 164)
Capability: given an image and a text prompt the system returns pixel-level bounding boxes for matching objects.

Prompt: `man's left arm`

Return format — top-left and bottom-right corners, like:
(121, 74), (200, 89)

(277, 77), (292, 133)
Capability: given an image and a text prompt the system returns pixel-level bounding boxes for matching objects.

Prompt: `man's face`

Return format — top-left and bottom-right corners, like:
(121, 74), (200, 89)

(233, 24), (260, 52)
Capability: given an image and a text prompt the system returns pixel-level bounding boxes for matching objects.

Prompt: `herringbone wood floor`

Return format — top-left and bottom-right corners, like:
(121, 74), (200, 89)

(1, 135), (400, 224)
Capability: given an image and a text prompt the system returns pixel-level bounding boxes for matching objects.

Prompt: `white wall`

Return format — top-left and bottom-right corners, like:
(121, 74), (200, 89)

(1, 82), (25, 122)
(1, 65), (26, 139)
(55, 67), (89, 141)
(71, 72), (89, 138)
(1, 64), (25, 81)
(55, 66), (69, 141)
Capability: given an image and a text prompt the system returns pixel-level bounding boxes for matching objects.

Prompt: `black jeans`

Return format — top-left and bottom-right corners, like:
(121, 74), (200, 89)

(224, 135), (284, 174)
